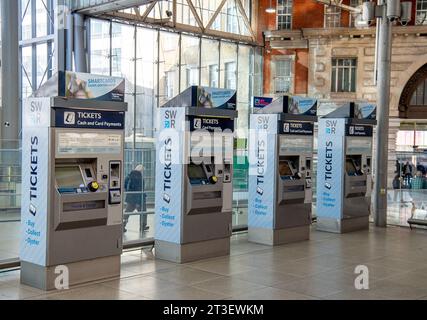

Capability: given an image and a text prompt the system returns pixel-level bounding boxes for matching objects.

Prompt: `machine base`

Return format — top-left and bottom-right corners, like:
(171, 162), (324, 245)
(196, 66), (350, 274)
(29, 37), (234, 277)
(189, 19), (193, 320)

(20, 255), (121, 291)
(155, 238), (230, 263)
(248, 225), (310, 246)
(316, 216), (369, 234)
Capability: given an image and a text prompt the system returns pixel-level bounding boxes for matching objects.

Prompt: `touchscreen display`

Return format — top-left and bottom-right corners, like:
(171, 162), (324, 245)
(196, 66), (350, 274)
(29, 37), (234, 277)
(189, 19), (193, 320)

(346, 159), (357, 176)
(56, 166), (85, 188)
(279, 161), (294, 177)
(188, 163), (207, 180)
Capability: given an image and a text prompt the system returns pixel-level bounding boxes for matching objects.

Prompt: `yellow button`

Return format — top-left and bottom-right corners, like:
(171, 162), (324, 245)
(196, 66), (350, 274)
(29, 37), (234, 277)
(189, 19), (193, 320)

(211, 176), (218, 183)
(88, 181), (99, 192)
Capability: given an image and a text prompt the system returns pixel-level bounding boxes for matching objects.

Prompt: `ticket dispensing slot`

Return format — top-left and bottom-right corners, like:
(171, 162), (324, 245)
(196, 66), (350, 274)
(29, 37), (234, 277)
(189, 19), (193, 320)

(345, 156), (367, 198)
(305, 158), (312, 188)
(109, 161), (122, 205)
(365, 157), (372, 174)
(54, 160), (107, 231)
(187, 161), (222, 215)
(223, 160), (232, 183)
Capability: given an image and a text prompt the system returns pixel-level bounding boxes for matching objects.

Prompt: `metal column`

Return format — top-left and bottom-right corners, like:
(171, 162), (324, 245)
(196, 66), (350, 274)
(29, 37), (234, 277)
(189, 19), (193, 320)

(1, 0), (20, 155)
(55, 0), (67, 73)
(73, 13), (88, 72)
(374, 0), (392, 227)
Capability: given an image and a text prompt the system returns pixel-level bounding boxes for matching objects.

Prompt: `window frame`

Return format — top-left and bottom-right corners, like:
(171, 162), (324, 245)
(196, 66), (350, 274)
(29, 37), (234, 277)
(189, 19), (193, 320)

(324, 4), (342, 28)
(272, 56), (294, 95)
(331, 57), (358, 93)
(224, 61), (237, 90)
(416, 0), (427, 25)
(277, 0), (293, 30)
(209, 64), (219, 88)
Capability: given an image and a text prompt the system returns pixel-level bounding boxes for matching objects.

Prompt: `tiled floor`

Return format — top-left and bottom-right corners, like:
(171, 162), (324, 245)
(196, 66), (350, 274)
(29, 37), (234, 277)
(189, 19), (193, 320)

(1, 224), (427, 300)
(2, 189), (426, 262)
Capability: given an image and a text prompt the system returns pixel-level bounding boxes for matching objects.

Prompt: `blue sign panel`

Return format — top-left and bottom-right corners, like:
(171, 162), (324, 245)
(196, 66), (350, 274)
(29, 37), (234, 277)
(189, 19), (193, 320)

(55, 108), (125, 130)
(355, 103), (376, 120)
(253, 96), (273, 109)
(316, 118), (345, 219)
(287, 96), (317, 116)
(59, 71), (125, 102)
(155, 108), (186, 244)
(248, 114), (278, 229)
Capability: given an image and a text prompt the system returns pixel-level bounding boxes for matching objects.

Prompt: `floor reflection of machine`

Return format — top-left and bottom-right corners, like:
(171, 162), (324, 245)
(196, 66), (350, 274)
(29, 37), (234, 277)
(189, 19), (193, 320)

(155, 86), (237, 263)
(20, 72), (127, 290)
(248, 96), (317, 245)
(316, 102), (376, 233)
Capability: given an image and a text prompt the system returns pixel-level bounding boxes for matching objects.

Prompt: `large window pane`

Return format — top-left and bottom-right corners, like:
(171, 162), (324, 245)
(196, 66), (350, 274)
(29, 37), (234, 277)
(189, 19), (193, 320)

(36, 0), (48, 37)
(21, 46), (33, 97)
(201, 38), (219, 87)
(21, 0), (32, 40)
(159, 32), (180, 106)
(90, 19), (111, 75)
(36, 43), (48, 89)
(220, 42), (237, 89)
(236, 45), (252, 138)
(136, 28), (157, 138)
(180, 35), (200, 91)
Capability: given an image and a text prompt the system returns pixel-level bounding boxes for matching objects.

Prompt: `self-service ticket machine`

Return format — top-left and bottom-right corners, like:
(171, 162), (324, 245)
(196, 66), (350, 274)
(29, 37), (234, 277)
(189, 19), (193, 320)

(248, 96), (317, 245)
(155, 86), (238, 263)
(316, 102), (376, 233)
(20, 71), (127, 290)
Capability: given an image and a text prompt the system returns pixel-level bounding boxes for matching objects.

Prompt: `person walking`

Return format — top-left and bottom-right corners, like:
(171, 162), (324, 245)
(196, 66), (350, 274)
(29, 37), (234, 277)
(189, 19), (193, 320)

(123, 165), (148, 233)
(403, 161), (413, 188)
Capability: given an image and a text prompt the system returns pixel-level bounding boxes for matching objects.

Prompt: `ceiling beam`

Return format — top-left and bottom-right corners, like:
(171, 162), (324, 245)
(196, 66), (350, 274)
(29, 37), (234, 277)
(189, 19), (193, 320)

(205, 0), (227, 31)
(235, 0), (256, 42)
(73, 0), (157, 15)
(101, 10), (257, 44)
(186, 0), (204, 31)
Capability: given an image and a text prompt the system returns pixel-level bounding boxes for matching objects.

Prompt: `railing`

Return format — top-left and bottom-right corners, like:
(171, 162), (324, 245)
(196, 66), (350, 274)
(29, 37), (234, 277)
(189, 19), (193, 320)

(0, 144), (22, 218)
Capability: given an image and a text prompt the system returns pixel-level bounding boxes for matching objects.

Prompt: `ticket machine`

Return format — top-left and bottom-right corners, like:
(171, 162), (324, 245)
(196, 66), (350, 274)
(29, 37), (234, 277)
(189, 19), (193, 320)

(248, 96), (317, 245)
(20, 71), (127, 290)
(316, 102), (376, 233)
(155, 86), (238, 263)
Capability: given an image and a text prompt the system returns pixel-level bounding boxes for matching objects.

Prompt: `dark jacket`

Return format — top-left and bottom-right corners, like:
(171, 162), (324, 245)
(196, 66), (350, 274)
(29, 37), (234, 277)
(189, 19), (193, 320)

(125, 170), (143, 205)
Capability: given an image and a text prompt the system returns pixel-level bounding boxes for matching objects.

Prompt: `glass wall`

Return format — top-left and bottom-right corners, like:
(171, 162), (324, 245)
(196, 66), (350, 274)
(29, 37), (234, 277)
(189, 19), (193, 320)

(0, 7), (261, 264)
(390, 128), (427, 227)
(19, 0), (55, 98)
(0, 0), (55, 264)
(88, 19), (262, 244)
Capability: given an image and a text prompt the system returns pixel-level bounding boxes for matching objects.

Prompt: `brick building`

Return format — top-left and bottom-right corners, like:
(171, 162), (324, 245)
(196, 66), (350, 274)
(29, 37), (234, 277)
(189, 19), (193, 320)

(257, 0), (427, 186)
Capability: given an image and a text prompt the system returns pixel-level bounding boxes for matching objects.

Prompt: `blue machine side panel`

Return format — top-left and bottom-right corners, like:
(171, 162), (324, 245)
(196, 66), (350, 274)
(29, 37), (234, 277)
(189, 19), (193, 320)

(248, 114), (278, 229)
(316, 118), (345, 219)
(155, 108), (185, 244)
(20, 98), (51, 266)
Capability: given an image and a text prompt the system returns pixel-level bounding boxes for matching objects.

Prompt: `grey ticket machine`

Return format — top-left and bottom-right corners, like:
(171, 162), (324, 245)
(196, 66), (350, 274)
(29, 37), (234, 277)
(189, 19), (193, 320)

(155, 86), (238, 263)
(20, 71), (127, 290)
(316, 102), (376, 233)
(248, 96), (317, 245)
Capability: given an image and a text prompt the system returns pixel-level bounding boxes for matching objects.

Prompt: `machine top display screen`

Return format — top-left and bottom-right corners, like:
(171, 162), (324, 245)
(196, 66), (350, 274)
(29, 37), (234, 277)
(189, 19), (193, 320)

(279, 160), (294, 177)
(188, 163), (207, 180)
(55, 165), (85, 189)
(346, 159), (358, 176)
